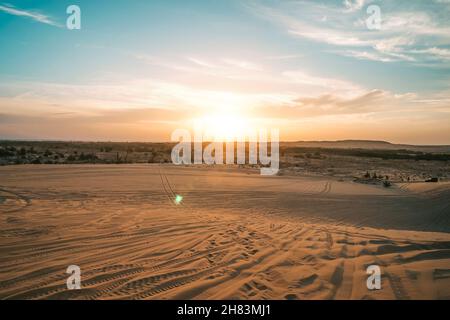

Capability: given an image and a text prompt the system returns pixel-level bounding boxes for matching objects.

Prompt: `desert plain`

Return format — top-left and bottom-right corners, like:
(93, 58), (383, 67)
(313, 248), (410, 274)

(0, 159), (449, 300)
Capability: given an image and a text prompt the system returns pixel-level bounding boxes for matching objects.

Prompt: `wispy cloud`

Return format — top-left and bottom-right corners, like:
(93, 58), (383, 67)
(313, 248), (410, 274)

(410, 47), (450, 61)
(255, 89), (445, 122)
(222, 58), (263, 71)
(281, 70), (364, 98)
(132, 52), (267, 82)
(343, 0), (366, 13)
(0, 3), (61, 27)
(1, 74), (448, 143)
(264, 54), (303, 61)
(339, 50), (394, 62)
(186, 57), (217, 69)
(245, 1), (450, 64)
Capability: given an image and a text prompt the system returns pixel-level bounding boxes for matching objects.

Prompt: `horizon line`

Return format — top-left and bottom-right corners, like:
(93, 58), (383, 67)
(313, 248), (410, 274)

(1, 138), (450, 147)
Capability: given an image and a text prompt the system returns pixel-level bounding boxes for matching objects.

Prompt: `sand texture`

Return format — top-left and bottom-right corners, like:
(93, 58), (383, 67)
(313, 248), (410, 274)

(0, 164), (449, 300)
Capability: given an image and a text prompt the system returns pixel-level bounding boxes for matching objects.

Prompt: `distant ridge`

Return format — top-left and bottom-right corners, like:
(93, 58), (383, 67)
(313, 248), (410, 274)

(289, 140), (450, 153)
(1, 139), (449, 153)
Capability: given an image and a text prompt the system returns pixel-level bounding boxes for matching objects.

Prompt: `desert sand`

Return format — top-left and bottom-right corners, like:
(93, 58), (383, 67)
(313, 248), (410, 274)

(0, 164), (449, 299)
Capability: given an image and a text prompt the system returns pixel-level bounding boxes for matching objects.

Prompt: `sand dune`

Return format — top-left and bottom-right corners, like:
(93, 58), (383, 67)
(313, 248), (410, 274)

(0, 164), (449, 300)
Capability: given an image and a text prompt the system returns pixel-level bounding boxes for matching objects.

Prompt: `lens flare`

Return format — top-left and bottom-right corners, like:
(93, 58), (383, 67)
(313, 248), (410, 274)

(174, 194), (183, 205)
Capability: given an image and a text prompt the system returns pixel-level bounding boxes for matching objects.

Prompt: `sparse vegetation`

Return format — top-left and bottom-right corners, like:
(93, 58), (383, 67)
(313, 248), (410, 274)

(0, 141), (174, 165)
(282, 147), (450, 161)
(383, 180), (392, 187)
(0, 141), (449, 183)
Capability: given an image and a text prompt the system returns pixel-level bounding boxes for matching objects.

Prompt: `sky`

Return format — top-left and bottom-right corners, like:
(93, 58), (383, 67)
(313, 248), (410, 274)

(0, 0), (449, 144)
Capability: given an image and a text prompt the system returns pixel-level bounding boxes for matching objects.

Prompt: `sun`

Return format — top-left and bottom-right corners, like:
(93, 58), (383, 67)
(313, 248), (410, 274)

(192, 112), (253, 142)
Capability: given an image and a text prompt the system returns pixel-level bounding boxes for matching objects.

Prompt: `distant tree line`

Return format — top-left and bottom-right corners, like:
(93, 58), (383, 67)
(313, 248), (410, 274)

(282, 147), (450, 161)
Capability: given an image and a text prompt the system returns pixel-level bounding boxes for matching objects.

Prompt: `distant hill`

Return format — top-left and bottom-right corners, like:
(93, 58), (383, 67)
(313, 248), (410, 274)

(286, 140), (450, 153)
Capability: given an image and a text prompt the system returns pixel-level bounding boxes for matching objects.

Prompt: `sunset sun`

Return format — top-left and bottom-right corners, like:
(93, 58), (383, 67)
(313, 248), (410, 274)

(192, 113), (254, 142)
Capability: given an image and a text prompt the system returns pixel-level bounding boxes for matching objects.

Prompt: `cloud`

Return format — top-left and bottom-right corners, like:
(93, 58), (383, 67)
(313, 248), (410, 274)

(257, 90), (394, 118)
(382, 11), (450, 36)
(282, 71), (364, 98)
(253, 89), (446, 124)
(245, 1), (450, 64)
(186, 57), (217, 69)
(221, 59), (263, 71)
(132, 53), (264, 80)
(0, 77), (294, 120)
(410, 47), (450, 61)
(265, 54), (304, 61)
(1, 76), (448, 143)
(0, 3), (61, 27)
(343, 0), (366, 13)
(297, 89), (387, 110)
(339, 50), (394, 62)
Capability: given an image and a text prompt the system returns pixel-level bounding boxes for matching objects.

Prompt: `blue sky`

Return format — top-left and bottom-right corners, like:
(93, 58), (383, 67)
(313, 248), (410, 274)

(0, 0), (449, 143)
